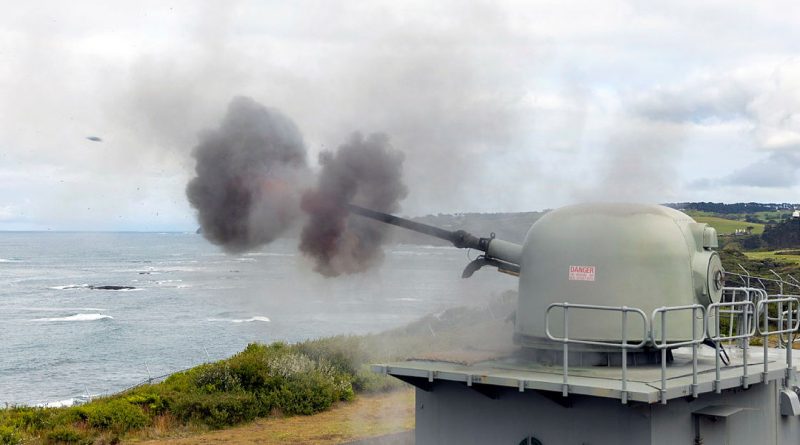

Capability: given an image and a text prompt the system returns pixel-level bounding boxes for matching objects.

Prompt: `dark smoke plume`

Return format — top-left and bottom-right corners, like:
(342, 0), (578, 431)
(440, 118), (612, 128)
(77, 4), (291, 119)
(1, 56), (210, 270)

(300, 133), (408, 277)
(186, 96), (311, 252)
(187, 97), (408, 276)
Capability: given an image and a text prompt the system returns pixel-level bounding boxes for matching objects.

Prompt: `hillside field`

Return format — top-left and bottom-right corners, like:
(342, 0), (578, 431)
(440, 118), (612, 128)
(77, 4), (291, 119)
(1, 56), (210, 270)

(685, 211), (765, 235)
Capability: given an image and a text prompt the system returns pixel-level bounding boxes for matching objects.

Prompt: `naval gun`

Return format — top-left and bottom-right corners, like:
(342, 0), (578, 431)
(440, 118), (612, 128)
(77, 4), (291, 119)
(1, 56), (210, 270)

(348, 202), (727, 351)
(345, 203), (521, 278)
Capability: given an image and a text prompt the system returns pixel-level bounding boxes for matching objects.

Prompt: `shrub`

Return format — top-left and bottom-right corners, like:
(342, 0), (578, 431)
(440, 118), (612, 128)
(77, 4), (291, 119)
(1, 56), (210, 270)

(45, 426), (87, 444)
(76, 399), (148, 432)
(168, 391), (260, 428)
(353, 365), (405, 393)
(0, 426), (20, 445)
(12, 407), (52, 432)
(195, 363), (243, 394)
(124, 392), (166, 415)
(279, 370), (343, 415)
(295, 336), (368, 376)
(227, 343), (284, 391)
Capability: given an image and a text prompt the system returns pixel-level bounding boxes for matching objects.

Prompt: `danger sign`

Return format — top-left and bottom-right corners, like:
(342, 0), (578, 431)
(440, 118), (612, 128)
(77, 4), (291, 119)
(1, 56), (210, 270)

(569, 265), (595, 281)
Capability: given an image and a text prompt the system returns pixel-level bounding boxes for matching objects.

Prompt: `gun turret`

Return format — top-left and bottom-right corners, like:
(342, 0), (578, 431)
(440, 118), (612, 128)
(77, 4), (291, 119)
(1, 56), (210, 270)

(345, 203), (522, 277)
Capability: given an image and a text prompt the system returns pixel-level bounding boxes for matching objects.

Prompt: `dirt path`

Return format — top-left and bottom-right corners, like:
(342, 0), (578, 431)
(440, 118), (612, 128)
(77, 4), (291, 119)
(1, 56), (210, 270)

(134, 390), (414, 445)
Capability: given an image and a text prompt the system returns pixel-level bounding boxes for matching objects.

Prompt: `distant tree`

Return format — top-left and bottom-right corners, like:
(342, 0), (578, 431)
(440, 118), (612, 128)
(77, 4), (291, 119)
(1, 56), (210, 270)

(761, 219), (800, 249)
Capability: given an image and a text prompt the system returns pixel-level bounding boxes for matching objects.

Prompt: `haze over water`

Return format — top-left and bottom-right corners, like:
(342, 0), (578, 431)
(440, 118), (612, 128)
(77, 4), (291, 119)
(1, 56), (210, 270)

(0, 232), (514, 406)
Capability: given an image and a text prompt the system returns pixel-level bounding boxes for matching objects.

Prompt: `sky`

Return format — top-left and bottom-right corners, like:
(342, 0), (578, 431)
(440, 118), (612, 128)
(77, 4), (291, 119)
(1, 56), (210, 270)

(1, 1), (800, 231)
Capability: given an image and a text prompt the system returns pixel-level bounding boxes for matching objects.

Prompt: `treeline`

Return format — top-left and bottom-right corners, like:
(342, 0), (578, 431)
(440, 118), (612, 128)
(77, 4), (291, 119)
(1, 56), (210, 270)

(666, 202), (798, 214)
(761, 219), (800, 249)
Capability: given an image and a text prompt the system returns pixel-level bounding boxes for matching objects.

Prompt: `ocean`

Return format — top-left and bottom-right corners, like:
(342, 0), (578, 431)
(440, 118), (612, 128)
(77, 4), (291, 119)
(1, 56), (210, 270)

(0, 232), (515, 406)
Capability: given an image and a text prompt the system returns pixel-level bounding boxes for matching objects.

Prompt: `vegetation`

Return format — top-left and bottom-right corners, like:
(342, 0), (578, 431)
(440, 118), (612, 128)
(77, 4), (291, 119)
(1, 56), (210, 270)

(687, 212), (765, 235)
(667, 202), (796, 217)
(0, 341), (377, 443)
(141, 390), (414, 445)
(0, 293), (514, 444)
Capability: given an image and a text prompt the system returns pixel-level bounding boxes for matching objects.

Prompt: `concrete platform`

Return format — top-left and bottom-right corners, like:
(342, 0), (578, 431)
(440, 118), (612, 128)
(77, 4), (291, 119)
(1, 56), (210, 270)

(374, 346), (795, 404)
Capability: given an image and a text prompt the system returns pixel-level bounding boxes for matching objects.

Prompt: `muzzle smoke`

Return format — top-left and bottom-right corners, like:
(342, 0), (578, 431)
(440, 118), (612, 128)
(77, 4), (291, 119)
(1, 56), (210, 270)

(186, 97), (311, 252)
(187, 97), (407, 276)
(300, 133), (407, 276)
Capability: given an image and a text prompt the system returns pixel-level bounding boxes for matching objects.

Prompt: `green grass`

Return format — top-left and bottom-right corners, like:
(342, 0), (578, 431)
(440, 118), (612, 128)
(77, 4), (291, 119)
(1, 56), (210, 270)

(690, 215), (764, 235)
(744, 250), (800, 265)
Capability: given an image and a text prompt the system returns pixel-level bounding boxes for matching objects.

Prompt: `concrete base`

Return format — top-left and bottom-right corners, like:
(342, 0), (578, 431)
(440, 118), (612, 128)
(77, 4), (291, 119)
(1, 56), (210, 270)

(414, 380), (800, 445)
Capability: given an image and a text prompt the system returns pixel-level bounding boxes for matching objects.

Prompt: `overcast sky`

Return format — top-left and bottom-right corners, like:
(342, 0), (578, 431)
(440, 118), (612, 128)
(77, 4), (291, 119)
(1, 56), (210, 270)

(1, 1), (800, 231)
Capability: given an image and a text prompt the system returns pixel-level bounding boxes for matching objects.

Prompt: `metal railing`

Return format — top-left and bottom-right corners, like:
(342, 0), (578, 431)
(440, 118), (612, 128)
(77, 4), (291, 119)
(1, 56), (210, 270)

(545, 303), (648, 404)
(651, 305), (706, 403)
(757, 297), (800, 384)
(544, 287), (800, 405)
(707, 300), (756, 391)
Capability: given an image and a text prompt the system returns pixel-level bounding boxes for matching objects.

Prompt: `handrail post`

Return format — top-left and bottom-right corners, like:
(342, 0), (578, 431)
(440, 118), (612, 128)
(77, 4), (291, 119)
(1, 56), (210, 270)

(621, 307), (628, 404)
(715, 304), (721, 393)
(787, 299), (794, 387)
(692, 306), (699, 397)
(763, 298), (769, 383)
(660, 309), (667, 404)
(562, 303), (569, 397)
(743, 301), (750, 389)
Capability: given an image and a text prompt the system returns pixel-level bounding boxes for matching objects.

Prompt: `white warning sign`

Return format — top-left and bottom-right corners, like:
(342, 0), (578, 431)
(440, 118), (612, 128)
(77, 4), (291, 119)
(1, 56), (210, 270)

(569, 265), (595, 281)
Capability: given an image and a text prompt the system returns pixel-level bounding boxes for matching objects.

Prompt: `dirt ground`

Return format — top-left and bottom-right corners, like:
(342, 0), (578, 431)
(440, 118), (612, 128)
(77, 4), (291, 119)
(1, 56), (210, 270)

(133, 390), (414, 445)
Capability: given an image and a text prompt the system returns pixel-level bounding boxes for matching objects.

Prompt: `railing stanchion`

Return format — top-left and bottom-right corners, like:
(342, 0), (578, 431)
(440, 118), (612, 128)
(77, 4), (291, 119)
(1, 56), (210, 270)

(563, 303), (569, 397)
(714, 305), (721, 393)
(622, 308), (628, 404)
(743, 302), (750, 389)
(763, 297), (770, 382)
(660, 309), (667, 404)
(788, 300), (794, 386)
(692, 306), (698, 397)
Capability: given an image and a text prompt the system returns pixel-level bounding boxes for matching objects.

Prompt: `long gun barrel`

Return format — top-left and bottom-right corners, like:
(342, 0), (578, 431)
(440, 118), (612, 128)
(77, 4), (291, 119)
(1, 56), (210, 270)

(345, 203), (522, 277)
(345, 203), (488, 251)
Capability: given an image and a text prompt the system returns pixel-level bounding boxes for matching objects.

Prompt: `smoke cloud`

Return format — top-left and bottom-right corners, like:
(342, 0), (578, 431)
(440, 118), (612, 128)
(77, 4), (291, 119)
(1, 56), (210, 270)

(187, 97), (408, 276)
(186, 96), (311, 253)
(300, 133), (407, 276)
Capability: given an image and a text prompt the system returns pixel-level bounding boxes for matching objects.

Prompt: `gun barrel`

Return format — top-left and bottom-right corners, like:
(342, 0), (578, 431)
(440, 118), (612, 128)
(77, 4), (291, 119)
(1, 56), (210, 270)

(344, 203), (486, 251)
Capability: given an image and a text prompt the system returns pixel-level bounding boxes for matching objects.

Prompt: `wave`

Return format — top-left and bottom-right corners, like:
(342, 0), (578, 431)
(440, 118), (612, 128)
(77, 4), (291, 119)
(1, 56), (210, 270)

(243, 252), (295, 257)
(49, 284), (90, 290)
(207, 316), (270, 323)
(20, 307), (106, 312)
(0, 258), (22, 263)
(34, 313), (113, 322)
(38, 394), (93, 408)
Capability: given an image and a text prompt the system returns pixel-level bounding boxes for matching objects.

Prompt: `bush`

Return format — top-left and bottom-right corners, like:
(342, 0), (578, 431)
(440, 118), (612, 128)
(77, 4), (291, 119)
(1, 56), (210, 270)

(295, 336), (368, 376)
(193, 363), (242, 394)
(168, 391), (261, 428)
(75, 399), (148, 432)
(45, 426), (87, 444)
(353, 365), (405, 393)
(278, 370), (346, 415)
(0, 426), (20, 445)
(124, 392), (166, 415)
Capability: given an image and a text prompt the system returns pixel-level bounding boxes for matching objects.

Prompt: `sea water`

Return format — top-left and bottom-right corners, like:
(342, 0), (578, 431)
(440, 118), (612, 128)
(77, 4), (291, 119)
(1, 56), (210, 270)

(0, 232), (515, 406)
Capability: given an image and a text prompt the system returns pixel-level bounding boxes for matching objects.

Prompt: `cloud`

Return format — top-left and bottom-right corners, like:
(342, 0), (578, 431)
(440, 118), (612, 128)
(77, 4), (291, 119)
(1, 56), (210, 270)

(630, 76), (757, 124)
(3, 0), (800, 230)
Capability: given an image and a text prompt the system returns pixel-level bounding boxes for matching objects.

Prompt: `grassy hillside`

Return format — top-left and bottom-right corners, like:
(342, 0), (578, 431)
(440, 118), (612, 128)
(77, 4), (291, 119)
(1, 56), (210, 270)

(685, 211), (765, 235)
(744, 250), (800, 266)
